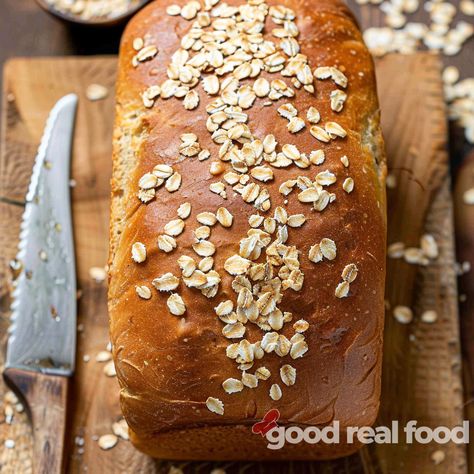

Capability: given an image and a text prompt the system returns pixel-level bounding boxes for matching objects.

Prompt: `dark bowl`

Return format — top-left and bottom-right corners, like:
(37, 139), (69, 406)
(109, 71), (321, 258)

(35, 0), (150, 27)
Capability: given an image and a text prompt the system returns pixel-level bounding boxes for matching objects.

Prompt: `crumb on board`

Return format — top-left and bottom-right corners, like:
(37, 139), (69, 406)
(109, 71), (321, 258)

(89, 266), (107, 282)
(86, 83), (109, 101)
(431, 449), (446, 465)
(97, 433), (118, 450)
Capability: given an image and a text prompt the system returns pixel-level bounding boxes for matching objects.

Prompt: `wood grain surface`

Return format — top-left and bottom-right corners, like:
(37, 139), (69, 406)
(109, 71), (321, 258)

(375, 54), (466, 474)
(0, 54), (466, 473)
(454, 150), (474, 474)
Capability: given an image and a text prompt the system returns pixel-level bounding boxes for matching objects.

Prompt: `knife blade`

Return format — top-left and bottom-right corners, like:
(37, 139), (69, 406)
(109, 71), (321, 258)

(6, 94), (78, 377)
(3, 94), (78, 474)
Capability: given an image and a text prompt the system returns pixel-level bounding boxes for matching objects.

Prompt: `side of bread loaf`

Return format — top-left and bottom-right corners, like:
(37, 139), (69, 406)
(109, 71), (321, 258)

(109, 0), (386, 460)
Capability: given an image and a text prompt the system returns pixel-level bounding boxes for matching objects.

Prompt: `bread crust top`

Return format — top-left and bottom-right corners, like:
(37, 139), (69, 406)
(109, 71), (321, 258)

(109, 0), (386, 439)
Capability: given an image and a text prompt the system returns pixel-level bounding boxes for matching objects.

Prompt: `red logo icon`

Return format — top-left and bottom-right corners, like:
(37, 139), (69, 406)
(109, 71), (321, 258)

(252, 409), (280, 436)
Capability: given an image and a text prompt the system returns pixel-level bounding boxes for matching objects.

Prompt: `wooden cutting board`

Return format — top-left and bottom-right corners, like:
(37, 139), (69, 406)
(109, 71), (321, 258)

(0, 54), (467, 474)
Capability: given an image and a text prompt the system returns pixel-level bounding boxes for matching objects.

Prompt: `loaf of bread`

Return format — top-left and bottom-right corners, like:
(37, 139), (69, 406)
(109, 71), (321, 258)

(109, 0), (386, 461)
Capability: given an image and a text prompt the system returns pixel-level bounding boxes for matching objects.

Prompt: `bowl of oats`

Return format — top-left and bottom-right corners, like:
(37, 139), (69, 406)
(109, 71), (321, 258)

(36, 0), (150, 26)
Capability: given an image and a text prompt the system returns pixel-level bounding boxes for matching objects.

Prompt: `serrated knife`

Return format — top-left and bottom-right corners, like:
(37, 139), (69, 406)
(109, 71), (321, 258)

(3, 94), (78, 474)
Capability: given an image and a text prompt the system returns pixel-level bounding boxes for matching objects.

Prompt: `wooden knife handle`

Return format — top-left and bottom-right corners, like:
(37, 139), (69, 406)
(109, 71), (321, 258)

(3, 367), (69, 474)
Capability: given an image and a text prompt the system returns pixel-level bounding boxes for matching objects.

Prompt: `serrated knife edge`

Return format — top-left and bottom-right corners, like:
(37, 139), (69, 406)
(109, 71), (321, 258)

(6, 94), (78, 376)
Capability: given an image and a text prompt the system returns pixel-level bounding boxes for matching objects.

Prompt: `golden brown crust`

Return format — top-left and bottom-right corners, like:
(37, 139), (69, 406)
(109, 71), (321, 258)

(109, 0), (386, 460)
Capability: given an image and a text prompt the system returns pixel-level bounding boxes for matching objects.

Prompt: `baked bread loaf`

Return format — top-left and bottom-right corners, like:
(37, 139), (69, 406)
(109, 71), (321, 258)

(109, 0), (386, 461)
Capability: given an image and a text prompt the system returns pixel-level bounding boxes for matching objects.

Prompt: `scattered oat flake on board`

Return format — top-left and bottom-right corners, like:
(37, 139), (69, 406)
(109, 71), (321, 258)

(388, 242), (405, 258)
(386, 174), (397, 189)
(460, 0), (474, 15)
(103, 361), (116, 377)
(98, 434), (118, 450)
(95, 350), (112, 362)
(5, 391), (18, 405)
(404, 247), (427, 265)
(421, 310), (438, 323)
(112, 418), (130, 440)
(420, 233), (438, 259)
(169, 467), (184, 474)
(4, 405), (14, 424)
(4, 439), (15, 449)
(463, 188), (474, 204)
(431, 449), (446, 465)
(393, 305), (413, 324)
(443, 66), (460, 85)
(86, 84), (108, 101)
(89, 266), (107, 282)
